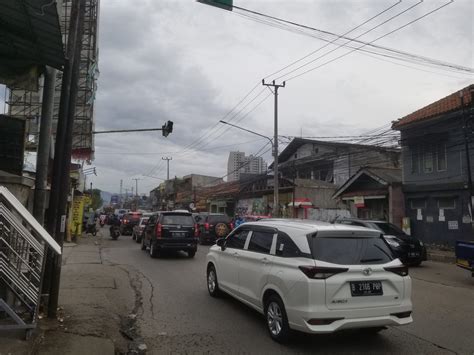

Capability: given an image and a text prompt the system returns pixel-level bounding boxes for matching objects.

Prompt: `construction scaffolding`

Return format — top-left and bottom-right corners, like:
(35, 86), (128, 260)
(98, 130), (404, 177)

(4, 0), (99, 161)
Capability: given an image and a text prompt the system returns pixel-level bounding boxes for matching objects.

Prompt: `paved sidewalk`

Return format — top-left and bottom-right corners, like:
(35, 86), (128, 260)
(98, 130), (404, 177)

(0, 231), (140, 355)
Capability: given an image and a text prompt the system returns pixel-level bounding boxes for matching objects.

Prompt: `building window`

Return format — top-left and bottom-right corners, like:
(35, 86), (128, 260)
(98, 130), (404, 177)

(410, 198), (426, 209)
(437, 197), (455, 209)
(423, 145), (434, 173)
(437, 143), (447, 171)
(411, 146), (420, 173)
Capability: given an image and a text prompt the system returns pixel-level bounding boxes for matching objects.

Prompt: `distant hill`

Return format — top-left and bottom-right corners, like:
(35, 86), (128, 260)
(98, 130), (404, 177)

(100, 190), (115, 205)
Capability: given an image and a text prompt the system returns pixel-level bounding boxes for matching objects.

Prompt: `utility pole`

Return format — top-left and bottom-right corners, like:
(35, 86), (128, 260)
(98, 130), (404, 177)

(46, 0), (86, 319)
(461, 89), (474, 216)
(33, 67), (57, 225)
(262, 79), (285, 217)
(120, 179), (123, 207)
(132, 178), (141, 196)
(162, 157), (172, 181)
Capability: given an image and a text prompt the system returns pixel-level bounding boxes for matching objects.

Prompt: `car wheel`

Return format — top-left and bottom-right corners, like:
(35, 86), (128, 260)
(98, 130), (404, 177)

(141, 237), (147, 251)
(149, 242), (159, 258)
(207, 265), (220, 297)
(188, 250), (196, 258)
(265, 294), (290, 343)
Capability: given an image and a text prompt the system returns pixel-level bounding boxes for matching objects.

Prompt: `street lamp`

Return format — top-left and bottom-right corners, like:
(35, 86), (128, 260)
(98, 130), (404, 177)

(219, 120), (280, 217)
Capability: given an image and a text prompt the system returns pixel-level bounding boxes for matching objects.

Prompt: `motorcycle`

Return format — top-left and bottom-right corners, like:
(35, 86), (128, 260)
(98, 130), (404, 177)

(110, 225), (120, 240)
(85, 223), (97, 236)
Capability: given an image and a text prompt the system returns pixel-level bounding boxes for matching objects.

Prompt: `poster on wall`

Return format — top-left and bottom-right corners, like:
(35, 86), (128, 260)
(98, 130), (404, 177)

(448, 220), (459, 230)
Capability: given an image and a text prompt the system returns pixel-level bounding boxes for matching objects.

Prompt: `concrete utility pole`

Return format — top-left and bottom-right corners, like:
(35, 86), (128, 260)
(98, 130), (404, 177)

(262, 79), (285, 217)
(162, 157), (172, 181)
(45, 0), (87, 319)
(132, 178), (141, 196)
(33, 67), (57, 225)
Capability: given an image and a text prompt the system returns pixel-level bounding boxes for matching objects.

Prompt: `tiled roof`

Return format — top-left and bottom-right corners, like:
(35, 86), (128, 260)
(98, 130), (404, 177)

(392, 84), (474, 129)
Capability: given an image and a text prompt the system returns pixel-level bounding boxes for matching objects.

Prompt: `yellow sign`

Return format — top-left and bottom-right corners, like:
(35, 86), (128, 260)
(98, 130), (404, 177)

(70, 196), (85, 236)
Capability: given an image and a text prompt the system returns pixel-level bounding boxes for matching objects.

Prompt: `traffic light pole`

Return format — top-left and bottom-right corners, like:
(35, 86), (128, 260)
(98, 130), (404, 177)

(262, 80), (285, 218)
(93, 128), (164, 134)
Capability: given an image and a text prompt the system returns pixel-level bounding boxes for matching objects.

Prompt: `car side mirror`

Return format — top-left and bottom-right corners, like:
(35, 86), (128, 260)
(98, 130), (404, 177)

(216, 238), (226, 250)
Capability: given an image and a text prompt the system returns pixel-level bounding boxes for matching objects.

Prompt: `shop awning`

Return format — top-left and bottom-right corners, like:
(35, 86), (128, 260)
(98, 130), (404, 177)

(288, 198), (313, 208)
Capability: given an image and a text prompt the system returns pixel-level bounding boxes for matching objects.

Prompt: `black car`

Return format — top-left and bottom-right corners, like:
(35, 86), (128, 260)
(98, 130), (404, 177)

(120, 212), (143, 236)
(196, 213), (233, 244)
(142, 211), (198, 258)
(335, 218), (427, 266)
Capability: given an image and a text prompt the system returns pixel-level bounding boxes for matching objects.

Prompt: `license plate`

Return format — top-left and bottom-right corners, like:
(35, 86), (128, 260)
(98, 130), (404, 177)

(408, 252), (420, 257)
(350, 281), (383, 297)
(172, 232), (186, 237)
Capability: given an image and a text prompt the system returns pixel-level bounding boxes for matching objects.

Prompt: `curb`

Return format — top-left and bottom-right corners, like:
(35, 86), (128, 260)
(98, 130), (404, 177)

(427, 252), (456, 264)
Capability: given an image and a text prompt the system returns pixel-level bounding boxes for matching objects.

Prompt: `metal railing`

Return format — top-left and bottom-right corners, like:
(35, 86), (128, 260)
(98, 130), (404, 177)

(0, 186), (61, 338)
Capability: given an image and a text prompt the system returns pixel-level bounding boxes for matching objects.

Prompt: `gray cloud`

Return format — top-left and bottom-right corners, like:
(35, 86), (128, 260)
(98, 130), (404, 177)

(78, 0), (474, 193)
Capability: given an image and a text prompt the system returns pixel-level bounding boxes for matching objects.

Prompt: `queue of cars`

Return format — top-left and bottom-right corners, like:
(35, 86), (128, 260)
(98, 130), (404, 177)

(114, 212), (421, 342)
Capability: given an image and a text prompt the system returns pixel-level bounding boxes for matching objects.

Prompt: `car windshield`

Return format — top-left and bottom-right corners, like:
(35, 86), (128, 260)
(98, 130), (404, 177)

(308, 236), (394, 265)
(370, 222), (406, 237)
(140, 217), (149, 225)
(208, 215), (231, 224)
(162, 214), (194, 225)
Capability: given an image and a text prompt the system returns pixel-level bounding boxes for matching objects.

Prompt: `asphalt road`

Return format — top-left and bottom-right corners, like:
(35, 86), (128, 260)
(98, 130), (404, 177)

(100, 233), (474, 354)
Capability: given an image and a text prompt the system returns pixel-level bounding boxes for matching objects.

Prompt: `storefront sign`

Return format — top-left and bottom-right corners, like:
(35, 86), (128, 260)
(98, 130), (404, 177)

(354, 196), (365, 208)
(70, 196), (85, 236)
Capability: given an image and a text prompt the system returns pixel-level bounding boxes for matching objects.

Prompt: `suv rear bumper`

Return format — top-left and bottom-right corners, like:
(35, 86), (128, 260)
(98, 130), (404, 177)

(288, 303), (413, 334)
(154, 238), (198, 251)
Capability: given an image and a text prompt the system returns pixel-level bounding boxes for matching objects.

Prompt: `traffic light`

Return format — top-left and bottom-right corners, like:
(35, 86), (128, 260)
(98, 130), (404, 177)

(162, 120), (173, 137)
(197, 0), (233, 11)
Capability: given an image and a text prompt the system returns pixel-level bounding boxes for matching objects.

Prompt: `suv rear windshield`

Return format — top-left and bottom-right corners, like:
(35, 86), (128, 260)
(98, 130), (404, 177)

(308, 236), (393, 265)
(207, 215), (231, 224)
(161, 214), (194, 226)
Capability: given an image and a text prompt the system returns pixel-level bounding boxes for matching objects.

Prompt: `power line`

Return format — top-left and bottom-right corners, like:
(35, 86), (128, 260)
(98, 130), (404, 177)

(284, 1), (458, 82)
(231, 1), (470, 78)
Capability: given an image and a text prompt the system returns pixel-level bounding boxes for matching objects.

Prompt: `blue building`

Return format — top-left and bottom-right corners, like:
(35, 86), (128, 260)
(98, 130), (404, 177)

(392, 84), (474, 245)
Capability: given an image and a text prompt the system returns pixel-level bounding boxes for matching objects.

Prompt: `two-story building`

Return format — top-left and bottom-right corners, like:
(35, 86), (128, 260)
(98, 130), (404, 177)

(392, 84), (474, 245)
(274, 138), (400, 186)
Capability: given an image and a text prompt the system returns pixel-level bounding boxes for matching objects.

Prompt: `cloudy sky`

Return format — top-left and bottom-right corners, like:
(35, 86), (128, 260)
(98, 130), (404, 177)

(4, 0), (473, 195)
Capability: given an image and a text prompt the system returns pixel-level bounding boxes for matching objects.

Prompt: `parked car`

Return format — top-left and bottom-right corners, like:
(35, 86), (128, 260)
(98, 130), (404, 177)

(141, 211), (199, 258)
(334, 218), (427, 266)
(197, 213), (233, 244)
(120, 212), (143, 236)
(455, 240), (474, 277)
(133, 215), (151, 243)
(206, 220), (412, 342)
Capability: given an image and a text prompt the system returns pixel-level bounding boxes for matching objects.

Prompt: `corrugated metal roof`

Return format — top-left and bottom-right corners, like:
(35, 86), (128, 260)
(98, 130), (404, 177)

(0, 0), (64, 69)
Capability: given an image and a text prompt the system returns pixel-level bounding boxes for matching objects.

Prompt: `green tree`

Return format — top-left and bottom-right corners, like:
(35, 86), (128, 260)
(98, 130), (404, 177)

(90, 189), (103, 210)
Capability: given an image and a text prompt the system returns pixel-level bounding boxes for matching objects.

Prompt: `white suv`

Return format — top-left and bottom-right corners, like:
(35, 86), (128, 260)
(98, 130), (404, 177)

(206, 220), (413, 342)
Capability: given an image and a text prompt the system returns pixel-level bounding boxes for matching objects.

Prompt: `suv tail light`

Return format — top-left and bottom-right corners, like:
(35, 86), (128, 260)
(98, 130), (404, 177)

(194, 224), (199, 237)
(384, 265), (409, 276)
(298, 266), (349, 279)
(230, 222), (234, 230)
(155, 223), (162, 238)
(205, 223), (210, 231)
